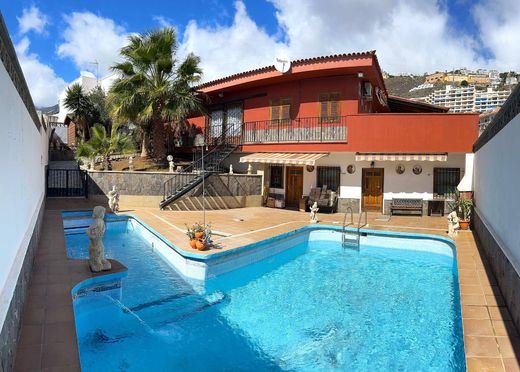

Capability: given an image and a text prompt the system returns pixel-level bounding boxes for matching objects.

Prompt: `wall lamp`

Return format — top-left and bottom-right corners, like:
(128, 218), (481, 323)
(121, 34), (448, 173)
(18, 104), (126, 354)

(370, 161), (375, 168)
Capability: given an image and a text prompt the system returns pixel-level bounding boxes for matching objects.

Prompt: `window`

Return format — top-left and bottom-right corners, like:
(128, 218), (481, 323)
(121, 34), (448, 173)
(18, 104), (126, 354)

(270, 166), (283, 188)
(317, 166), (341, 192)
(433, 168), (460, 199)
(270, 98), (291, 123)
(319, 93), (340, 123)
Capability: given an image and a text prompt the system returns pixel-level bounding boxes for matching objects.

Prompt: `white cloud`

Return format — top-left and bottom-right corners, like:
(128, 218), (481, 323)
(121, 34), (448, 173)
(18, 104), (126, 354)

(17, 6), (48, 34)
(473, 0), (520, 71)
(179, 1), (287, 82)
(57, 12), (128, 75)
(272, 0), (484, 74)
(15, 37), (66, 107)
(153, 15), (175, 29)
(179, 0), (520, 81)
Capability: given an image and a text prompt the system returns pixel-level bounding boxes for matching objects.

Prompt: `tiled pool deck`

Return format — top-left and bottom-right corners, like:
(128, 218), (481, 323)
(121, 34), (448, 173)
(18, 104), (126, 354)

(13, 199), (520, 371)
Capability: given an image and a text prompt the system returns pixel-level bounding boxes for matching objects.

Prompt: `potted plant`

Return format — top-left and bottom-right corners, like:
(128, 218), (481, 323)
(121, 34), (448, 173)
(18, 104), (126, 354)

(458, 198), (473, 230)
(450, 191), (473, 230)
(193, 222), (205, 240)
(185, 224), (197, 249)
(196, 223), (212, 251)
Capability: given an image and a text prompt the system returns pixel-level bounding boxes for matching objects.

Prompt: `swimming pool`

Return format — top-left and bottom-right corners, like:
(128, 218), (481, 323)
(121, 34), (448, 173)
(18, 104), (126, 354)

(66, 213), (465, 371)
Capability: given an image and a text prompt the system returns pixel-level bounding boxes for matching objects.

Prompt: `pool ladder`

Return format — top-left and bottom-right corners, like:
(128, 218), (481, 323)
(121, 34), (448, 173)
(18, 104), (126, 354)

(342, 208), (367, 250)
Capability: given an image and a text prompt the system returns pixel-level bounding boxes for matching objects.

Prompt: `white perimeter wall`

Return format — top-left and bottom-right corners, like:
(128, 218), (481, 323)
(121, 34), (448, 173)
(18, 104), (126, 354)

(0, 61), (49, 327)
(474, 113), (520, 270)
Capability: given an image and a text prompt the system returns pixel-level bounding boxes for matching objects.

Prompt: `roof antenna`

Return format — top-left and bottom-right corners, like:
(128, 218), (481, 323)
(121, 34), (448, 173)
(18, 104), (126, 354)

(89, 60), (99, 86)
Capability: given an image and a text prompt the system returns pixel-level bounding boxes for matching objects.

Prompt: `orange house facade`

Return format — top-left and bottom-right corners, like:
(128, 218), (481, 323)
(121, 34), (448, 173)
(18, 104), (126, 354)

(187, 51), (479, 214)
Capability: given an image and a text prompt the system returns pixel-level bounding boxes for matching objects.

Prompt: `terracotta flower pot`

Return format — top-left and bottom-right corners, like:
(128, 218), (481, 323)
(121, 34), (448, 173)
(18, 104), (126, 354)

(194, 231), (204, 239)
(195, 239), (206, 251)
(189, 239), (197, 249)
(459, 220), (470, 230)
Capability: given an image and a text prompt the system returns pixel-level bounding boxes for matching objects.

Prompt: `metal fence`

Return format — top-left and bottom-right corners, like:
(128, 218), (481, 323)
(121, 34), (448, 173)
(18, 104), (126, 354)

(47, 169), (88, 197)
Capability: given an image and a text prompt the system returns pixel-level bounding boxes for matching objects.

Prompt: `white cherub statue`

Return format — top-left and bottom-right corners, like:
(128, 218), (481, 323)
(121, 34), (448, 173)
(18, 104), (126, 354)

(107, 185), (119, 212)
(87, 206), (111, 272)
(447, 211), (460, 237)
(310, 202), (319, 224)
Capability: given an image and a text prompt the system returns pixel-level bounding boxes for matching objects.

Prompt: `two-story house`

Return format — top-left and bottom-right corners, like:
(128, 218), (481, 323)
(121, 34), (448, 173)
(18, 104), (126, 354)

(182, 51), (478, 214)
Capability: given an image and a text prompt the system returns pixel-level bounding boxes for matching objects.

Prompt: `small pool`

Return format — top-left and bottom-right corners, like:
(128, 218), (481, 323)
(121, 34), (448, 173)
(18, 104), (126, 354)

(66, 214), (465, 371)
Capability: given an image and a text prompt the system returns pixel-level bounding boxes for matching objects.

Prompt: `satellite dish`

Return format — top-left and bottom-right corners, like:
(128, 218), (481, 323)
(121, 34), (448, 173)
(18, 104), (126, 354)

(274, 56), (291, 73)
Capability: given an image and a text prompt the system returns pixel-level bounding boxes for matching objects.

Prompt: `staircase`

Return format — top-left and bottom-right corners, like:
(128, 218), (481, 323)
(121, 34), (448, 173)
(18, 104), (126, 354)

(160, 127), (239, 209)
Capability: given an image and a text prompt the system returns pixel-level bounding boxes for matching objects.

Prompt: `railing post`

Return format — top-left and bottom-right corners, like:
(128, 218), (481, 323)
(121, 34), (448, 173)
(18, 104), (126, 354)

(65, 170), (69, 197)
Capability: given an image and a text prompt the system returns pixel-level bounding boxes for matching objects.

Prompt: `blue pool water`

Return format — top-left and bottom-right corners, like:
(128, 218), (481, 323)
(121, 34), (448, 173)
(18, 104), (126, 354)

(66, 217), (465, 371)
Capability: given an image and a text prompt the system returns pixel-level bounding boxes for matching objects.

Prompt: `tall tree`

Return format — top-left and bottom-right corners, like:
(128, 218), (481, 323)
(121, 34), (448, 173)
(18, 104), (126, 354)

(63, 83), (93, 141)
(109, 27), (204, 159)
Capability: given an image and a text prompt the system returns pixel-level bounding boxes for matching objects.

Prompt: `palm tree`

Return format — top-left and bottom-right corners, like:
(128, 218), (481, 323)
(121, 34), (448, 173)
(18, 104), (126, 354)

(76, 123), (135, 170)
(63, 83), (93, 141)
(108, 27), (204, 160)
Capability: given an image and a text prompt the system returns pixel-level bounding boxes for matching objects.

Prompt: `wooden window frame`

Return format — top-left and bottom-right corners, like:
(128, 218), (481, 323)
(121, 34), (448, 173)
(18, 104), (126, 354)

(318, 92), (341, 124)
(270, 97), (292, 125)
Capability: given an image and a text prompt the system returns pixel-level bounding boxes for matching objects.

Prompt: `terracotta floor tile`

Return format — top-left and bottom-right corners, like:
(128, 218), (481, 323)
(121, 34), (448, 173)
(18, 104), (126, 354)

(489, 307), (513, 321)
(487, 295), (507, 307)
(463, 306), (491, 319)
(464, 318), (496, 336)
(14, 345), (42, 371)
(42, 342), (80, 369)
(467, 357), (505, 372)
(503, 358), (520, 372)
(18, 324), (43, 347)
(496, 337), (520, 359)
(493, 321), (519, 337)
(461, 285), (485, 295)
(43, 322), (76, 344)
(462, 294), (488, 306)
(44, 305), (74, 324)
(465, 336), (501, 357)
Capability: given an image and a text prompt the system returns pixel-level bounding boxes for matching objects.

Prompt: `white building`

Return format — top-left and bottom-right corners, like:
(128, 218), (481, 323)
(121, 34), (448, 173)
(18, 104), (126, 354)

(57, 71), (118, 123)
(425, 85), (511, 113)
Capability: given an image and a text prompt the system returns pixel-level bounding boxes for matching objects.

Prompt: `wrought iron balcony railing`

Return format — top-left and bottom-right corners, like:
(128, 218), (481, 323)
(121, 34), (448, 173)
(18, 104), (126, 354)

(205, 116), (348, 145)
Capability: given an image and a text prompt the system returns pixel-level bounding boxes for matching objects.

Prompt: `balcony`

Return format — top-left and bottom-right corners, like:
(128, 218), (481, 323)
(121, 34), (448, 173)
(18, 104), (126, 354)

(242, 116), (347, 144)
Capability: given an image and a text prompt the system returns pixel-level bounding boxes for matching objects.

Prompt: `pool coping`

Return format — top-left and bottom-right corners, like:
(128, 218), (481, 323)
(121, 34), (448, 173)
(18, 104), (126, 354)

(62, 209), (457, 264)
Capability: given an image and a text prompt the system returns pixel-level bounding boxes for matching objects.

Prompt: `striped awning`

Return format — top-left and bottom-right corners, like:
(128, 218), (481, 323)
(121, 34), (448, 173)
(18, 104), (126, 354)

(355, 153), (448, 162)
(239, 152), (329, 166)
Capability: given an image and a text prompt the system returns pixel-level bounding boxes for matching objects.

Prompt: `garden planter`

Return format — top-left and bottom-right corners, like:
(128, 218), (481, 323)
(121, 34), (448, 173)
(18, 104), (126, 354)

(459, 220), (470, 230)
(196, 240), (206, 251)
(189, 239), (197, 249)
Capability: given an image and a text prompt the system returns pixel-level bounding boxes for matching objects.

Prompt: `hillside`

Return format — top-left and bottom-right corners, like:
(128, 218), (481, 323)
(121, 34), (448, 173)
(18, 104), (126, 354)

(384, 75), (440, 99)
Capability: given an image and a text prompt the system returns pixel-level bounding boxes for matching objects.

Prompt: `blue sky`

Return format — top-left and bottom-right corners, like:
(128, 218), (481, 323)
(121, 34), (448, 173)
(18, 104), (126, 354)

(2, 0), (519, 107)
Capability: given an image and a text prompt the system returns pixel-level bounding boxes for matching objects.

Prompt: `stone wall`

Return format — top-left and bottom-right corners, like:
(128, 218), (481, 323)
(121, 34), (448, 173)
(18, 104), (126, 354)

(474, 211), (520, 330)
(0, 200), (44, 372)
(87, 171), (263, 209)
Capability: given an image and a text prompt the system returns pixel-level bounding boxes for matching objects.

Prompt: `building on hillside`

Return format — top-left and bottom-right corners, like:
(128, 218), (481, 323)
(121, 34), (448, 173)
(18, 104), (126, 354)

(425, 71), (446, 83)
(425, 85), (511, 113)
(479, 107), (501, 135)
(178, 51), (479, 215)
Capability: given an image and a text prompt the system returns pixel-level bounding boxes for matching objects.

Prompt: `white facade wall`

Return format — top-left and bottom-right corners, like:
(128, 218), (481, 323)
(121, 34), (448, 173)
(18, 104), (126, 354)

(227, 152), (467, 211)
(473, 113), (520, 271)
(0, 61), (49, 326)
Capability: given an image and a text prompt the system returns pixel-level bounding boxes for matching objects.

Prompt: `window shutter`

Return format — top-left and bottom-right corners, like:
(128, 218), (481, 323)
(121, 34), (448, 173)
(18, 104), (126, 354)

(281, 98), (291, 120)
(330, 93), (340, 118)
(271, 99), (280, 121)
(319, 94), (329, 118)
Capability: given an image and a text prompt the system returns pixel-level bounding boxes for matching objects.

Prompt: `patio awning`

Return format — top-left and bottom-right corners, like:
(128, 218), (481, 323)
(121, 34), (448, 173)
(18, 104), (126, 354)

(355, 153), (448, 162)
(239, 152), (329, 166)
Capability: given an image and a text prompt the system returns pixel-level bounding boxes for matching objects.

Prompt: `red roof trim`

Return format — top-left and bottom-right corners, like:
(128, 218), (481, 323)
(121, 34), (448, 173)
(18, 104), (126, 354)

(196, 50), (378, 90)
